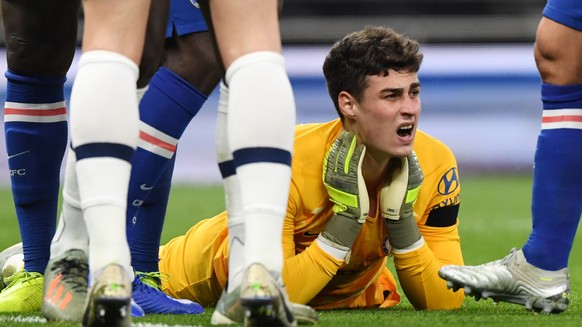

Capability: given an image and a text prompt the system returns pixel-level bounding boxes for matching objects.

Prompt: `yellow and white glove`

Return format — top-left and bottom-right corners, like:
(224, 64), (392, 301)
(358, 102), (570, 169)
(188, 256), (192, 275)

(381, 151), (423, 250)
(319, 130), (369, 254)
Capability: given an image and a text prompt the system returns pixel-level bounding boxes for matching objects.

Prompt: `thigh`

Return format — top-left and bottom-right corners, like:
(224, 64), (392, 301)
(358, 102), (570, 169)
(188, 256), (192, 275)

(82, 0), (151, 64)
(204, 0), (281, 69)
(534, 17), (582, 84)
(166, 0), (209, 37)
(1, 0), (81, 75)
(164, 31), (222, 96)
(163, 0), (222, 95)
(138, 0), (170, 88)
(158, 216), (228, 305)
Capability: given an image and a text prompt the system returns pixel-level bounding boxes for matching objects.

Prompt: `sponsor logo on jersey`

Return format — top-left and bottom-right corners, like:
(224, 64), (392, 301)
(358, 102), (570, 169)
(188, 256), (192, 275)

(430, 194), (460, 211)
(437, 167), (459, 195)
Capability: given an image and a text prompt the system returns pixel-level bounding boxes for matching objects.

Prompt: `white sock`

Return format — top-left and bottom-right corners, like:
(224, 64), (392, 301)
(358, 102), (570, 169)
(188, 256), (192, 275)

(50, 151), (89, 258)
(69, 50), (139, 282)
(225, 51), (295, 274)
(216, 82), (246, 292)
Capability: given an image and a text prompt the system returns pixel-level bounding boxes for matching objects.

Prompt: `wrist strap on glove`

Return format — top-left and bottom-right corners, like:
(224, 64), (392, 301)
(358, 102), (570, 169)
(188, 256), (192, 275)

(385, 214), (421, 250)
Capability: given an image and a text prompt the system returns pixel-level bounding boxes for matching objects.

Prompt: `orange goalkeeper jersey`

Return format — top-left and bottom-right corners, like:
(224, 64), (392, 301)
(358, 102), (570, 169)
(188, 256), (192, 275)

(158, 119), (464, 310)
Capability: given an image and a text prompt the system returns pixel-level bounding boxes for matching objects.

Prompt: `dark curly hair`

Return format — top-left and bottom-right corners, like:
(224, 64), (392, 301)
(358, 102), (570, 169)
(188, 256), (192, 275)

(322, 26), (423, 120)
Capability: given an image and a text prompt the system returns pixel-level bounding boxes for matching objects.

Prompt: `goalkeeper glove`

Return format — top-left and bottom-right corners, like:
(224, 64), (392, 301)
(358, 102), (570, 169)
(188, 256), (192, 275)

(381, 151), (423, 250)
(319, 130), (369, 254)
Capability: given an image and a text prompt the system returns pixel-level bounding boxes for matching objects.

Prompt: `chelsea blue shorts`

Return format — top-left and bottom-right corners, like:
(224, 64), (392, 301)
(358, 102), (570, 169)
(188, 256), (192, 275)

(166, 0), (209, 38)
(544, 0), (582, 31)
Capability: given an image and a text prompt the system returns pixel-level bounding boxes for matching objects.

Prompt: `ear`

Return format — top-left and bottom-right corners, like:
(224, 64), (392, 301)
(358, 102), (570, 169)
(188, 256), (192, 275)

(338, 91), (357, 119)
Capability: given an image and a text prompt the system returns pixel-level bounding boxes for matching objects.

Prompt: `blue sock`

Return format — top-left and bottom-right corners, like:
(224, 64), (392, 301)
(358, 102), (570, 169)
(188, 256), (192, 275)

(523, 83), (582, 271)
(129, 156), (175, 273)
(127, 67), (207, 272)
(3, 70), (68, 273)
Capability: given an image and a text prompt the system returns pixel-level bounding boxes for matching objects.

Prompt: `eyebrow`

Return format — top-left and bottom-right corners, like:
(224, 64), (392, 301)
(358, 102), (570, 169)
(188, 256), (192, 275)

(381, 82), (421, 93)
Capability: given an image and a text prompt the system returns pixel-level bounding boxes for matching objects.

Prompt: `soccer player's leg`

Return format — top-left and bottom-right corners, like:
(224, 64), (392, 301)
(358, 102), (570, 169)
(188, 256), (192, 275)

(211, 82), (247, 324)
(127, 1), (221, 314)
(42, 151), (91, 322)
(0, 0), (80, 313)
(42, 150), (148, 322)
(440, 15), (582, 314)
(521, 13), (582, 274)
(224, 52), (296, 326)
(212, 82), (316, 325)
(71, 0), (151, 324)
(73, 52), (137, 326)
(0, 71), (65, 313)
(203, 0), (298, 324)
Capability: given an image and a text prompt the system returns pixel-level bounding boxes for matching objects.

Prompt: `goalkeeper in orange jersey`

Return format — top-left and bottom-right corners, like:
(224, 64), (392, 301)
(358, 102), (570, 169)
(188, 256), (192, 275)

(157, 25), (465, 317)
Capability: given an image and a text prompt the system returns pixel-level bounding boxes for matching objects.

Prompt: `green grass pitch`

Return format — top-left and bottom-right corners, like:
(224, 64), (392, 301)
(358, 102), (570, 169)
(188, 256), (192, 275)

(0, 174), (580, 326)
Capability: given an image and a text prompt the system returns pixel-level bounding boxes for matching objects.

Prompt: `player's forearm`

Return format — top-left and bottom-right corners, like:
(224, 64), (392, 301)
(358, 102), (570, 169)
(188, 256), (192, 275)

(393, 242), (464, 310)
(283, 240), (344, 304)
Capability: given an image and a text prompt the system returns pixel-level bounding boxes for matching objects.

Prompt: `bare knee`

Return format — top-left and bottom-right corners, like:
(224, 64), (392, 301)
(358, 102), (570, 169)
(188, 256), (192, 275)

(164, 32), (222, 96)
(2, 0), (80, 75)
(5, 35), (77, 75)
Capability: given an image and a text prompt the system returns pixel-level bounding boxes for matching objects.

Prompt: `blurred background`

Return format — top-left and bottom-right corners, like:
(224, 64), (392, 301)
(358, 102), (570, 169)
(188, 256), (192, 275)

(0, 0), (547, 185)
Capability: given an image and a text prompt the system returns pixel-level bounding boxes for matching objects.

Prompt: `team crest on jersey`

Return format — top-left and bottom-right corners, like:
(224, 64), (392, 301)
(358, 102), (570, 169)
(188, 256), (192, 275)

(437, 167), (459, 195)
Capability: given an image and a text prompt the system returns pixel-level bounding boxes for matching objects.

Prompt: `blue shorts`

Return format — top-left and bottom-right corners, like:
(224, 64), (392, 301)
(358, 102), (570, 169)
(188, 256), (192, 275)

(544, 0), (582, 31)
(166, 0), (209, 38)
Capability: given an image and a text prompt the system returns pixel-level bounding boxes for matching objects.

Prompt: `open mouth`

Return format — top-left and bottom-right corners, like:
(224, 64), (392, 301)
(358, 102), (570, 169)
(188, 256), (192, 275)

(397, 124), (413, 137)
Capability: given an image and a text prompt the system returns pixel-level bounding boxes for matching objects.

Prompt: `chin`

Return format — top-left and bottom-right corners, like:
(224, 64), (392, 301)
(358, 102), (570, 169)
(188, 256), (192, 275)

(388, 144), (413, 158)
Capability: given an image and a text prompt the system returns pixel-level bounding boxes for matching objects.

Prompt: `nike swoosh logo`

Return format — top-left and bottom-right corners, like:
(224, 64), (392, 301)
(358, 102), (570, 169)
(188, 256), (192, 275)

(140, 184), (154, 191)
(7, 150), (30, 159)
(303, 231), (319, 237)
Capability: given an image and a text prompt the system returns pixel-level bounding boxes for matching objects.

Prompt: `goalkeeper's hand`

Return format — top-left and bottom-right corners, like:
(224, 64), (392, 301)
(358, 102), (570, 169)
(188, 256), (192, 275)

(381, 151), (423, 250)
(319, 130), (369, 253)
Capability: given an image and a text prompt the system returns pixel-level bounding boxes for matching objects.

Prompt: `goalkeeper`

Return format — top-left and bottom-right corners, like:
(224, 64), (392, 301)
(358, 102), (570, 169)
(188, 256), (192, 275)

(158, 26), (464, 311)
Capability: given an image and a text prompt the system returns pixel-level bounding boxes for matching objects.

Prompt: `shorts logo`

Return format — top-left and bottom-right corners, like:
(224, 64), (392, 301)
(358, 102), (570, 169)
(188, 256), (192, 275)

(437, 167), (459, 195)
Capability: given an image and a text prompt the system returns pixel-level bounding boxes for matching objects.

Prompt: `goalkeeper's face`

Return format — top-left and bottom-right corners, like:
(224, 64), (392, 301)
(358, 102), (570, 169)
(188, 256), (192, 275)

(346, 70), (421, 159)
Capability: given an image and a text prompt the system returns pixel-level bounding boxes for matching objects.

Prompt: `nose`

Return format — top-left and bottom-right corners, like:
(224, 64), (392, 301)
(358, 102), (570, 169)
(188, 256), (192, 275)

(401, 97), (420, 116)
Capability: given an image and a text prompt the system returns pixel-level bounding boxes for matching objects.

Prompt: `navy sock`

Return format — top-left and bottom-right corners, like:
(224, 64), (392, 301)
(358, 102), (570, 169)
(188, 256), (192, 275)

(3, 70), (68, 273)
(129, 156), (175, 273)
(127, 67), (207, 272)
(523, 83), (582, 270)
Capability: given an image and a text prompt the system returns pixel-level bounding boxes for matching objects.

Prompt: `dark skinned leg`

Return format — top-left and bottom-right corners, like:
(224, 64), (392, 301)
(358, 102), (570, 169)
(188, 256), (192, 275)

(1, 0), (80, 276)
